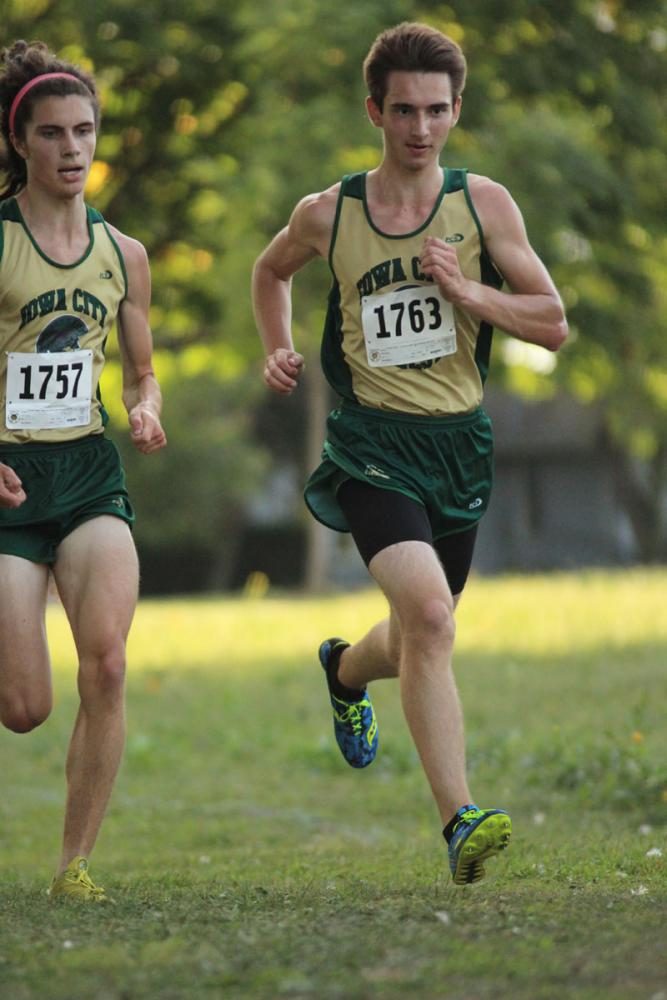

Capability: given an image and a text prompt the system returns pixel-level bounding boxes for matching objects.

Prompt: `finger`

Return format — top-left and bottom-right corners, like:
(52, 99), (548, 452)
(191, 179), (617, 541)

(265, 376), (296, 395)
(0, 488), (26, 508)
(1, 467), (22, 490)
(265, 363), (298, 391)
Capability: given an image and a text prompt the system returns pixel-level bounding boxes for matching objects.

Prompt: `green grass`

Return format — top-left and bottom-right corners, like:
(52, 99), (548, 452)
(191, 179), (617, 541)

(1, 569), (665, 999)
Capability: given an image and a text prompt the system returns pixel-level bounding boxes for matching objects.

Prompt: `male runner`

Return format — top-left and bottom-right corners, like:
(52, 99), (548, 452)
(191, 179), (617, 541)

(252, 22), (567, 883)
(0, 40), (166, 900)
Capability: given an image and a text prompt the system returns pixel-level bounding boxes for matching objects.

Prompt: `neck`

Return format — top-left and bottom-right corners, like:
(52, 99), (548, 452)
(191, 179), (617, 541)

(16, 186), (90, 263)
(16, 186), (87, 238)
(368, 160), (444, 207)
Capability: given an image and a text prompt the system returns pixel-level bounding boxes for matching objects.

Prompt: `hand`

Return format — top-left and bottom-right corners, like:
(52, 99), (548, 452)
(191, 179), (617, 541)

(419, 236), (470, 304)
(128, 404), (167, 454)
(263, 348), (305, 395)
(0, 462), (27, 509)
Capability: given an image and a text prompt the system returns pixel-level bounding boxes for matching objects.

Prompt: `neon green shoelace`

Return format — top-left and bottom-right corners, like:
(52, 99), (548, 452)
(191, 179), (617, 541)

(335, 701), (369, 735)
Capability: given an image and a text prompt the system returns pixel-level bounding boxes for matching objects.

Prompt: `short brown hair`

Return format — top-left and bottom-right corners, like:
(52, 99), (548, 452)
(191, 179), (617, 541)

(363, 22), (467, 109)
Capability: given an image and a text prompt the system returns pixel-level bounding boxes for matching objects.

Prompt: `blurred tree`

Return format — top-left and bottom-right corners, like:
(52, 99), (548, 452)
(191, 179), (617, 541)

(429, 0), (667, 560)
(230, 0), (667, 563)
(3, 0), (666, 577)
(4, 0), (270, 589)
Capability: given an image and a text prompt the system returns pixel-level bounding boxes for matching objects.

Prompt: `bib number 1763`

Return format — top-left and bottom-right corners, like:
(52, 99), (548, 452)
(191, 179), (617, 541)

(361, 285), (457, 368)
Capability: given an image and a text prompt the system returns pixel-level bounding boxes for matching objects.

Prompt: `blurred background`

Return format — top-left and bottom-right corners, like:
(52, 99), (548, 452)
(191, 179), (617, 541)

(5, 0), (666, 594)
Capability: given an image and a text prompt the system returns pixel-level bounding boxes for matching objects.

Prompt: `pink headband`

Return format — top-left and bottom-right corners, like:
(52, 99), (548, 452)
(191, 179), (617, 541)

(8, 72), (83, 134)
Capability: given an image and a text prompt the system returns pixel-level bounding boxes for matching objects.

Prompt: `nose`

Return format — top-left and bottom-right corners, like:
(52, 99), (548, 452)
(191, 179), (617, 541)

(62, 129), (81, 157)
(411, 111), (429, 137)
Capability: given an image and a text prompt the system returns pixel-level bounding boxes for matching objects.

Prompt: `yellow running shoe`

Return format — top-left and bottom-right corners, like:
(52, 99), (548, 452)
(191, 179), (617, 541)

(48, 856), (108, 902)
(447, 805), (512, 885)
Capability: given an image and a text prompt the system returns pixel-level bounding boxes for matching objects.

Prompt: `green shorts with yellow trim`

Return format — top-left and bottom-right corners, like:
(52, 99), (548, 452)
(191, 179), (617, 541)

(304, 401), (494, 541)
(0, 433), (134, 565)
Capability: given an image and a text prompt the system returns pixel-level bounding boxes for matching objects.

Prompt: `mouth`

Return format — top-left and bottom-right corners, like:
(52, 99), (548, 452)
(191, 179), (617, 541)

(58, 166), (84, 180)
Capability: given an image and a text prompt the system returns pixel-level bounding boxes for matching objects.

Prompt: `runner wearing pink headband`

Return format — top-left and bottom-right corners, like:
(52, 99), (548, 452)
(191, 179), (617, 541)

(8, 71), (86, 133)
(0, 39), (166, 905)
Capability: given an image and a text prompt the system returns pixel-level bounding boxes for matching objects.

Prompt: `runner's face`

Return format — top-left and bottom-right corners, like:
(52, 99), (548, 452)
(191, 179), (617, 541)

(367, 71), (461, 172)
(12, 94), (97, 199)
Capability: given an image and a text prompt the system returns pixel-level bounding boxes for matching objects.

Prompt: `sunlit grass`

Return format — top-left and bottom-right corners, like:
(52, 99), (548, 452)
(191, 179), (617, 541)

(3, 569), (665, 1000)
(44, 567), (667, 674)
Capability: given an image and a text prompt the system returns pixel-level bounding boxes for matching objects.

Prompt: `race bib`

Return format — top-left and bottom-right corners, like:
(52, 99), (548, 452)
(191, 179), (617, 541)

(5, 349), (93, 430)
(361, 284), (457, 368)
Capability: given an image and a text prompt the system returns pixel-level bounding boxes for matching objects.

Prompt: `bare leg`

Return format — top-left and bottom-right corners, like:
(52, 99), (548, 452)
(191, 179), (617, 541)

(337, 613), (401, 686)
(338, 591), (463, 690)
(340, 540), (470, 825)
(52, 516), (139, 872)
(0, 555), (52, 732)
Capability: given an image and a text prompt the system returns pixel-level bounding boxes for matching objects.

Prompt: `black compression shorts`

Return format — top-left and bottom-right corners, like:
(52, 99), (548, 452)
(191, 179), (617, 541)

(337, 477), (478, 596)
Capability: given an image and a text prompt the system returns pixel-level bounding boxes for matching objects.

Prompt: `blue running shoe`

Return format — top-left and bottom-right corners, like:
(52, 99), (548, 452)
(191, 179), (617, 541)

(318, 638), (378, 768)
(447, 805), (512, 885)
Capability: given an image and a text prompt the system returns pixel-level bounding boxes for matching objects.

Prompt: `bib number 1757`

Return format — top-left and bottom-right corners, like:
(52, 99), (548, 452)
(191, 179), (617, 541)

(5, 349), (93, 430)
(17, 360), (86, 401)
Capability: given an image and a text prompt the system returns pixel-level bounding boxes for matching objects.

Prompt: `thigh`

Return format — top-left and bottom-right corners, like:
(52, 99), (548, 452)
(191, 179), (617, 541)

(433, 526), (478, 599)
(53, 515), (139, 656)
(0, 553), (51, 686)
(337, 478), (433, 566)
(368, 538), (453, 624)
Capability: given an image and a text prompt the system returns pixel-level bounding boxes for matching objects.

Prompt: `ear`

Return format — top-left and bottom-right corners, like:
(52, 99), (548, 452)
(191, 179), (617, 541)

(452, 95), (463, 127)
(365, 95), (383, 128)
(9, 132), (28, 160)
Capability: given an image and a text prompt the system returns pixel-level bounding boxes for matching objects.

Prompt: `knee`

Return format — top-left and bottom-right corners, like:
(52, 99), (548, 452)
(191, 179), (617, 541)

(80, 644), (127, 700)
(405, 596), (456, 650)
(0, 695), (51, 734)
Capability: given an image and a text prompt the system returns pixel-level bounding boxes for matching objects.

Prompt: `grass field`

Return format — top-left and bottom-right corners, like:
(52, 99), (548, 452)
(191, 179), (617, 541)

(0, 568), (665, 999)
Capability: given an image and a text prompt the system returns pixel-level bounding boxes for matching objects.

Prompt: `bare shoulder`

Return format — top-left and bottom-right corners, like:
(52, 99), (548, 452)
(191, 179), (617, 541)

(467, 174), (519, 215)
(106, 224), (149, 269)
(290, 182), (341, 251)
(466, 173), (527, 242)
(105, 225), (151, 306)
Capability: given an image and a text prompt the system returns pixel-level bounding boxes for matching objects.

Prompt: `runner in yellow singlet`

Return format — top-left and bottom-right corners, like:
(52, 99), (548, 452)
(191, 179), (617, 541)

(0, 41), (167, 901)
(253, 23), (568, 884)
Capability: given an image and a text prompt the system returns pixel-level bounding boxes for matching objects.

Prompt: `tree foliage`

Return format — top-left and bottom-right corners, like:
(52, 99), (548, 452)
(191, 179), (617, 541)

(3, 0), (667, 573)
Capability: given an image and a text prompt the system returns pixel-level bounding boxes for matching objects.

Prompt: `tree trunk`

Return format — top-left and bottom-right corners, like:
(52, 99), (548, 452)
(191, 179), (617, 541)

(612, 440), (667, 562)
(303, 363), (334, 592)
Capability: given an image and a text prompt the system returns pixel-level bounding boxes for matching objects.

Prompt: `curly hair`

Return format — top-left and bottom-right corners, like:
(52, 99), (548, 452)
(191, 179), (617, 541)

(0, 40), (99, 199)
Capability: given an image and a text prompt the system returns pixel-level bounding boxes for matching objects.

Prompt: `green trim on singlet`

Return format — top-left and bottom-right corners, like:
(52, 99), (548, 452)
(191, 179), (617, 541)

(322, 277), (355, 401)
(100, 217), (129, 298)
(0, 198), (21, 223)
(0, 200), (126, 291)
(445, 167), (467, 192)
(327, 176), (349, 270)
(459, 172), (504, 383)
(360, 169), (448, 240)
(8, 198), (97, 269)
(0, 198), (20, 263)
(321, 168), (504, 405)
(322, 177), (358, 402)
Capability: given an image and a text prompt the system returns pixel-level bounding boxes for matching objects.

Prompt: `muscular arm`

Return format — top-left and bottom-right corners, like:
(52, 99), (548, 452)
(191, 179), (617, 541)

(110, 228), (167, 454)
(420, 176), (568, 351)
(251, 186), (338, 393)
